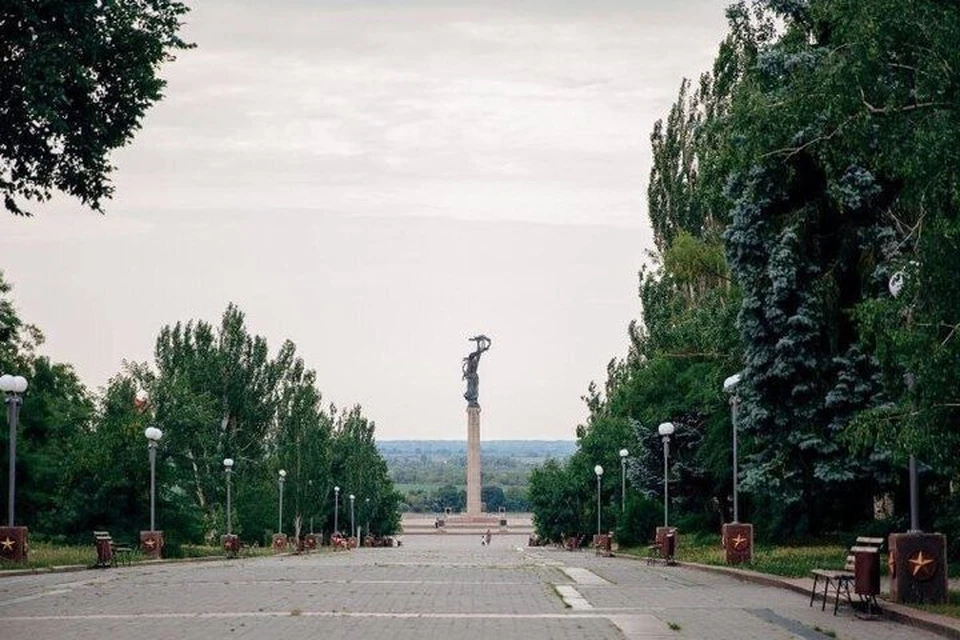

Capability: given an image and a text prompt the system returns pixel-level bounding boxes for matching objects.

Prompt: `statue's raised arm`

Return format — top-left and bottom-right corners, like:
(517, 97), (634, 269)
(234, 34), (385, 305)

(462, 334), (492, 408)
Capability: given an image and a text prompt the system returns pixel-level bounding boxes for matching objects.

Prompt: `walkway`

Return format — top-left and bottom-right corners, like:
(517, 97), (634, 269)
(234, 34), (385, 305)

(0, 534), (950, 639)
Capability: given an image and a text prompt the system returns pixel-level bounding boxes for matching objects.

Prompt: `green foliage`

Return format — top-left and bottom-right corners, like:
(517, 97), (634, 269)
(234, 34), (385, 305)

(0, 0), (190, 215)
(0, 0), (193, 215)
(615, 493), (660, 547)
(0, 274), (401, 546)
(530, 0), (960, 550)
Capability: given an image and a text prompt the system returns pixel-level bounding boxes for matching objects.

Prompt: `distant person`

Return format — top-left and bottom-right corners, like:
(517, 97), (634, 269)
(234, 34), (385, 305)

(484, 529), (492, 546)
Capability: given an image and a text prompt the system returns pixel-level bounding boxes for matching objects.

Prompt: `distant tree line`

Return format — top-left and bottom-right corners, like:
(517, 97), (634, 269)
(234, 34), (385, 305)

(531, 0), (960, 557)
(0, 274), (401, 552)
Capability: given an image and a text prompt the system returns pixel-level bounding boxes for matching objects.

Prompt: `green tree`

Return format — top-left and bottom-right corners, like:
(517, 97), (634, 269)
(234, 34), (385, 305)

(1, 0), (192, 215)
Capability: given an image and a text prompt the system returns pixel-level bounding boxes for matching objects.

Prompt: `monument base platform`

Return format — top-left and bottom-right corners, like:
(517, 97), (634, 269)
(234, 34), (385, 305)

(0, 526), (28, 563)
(140, 530), (164, 559)
(722, 522), (753, 564)
(889, 532), (948, 604)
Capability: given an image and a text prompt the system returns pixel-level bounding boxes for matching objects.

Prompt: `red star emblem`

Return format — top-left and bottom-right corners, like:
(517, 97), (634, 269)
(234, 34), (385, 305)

(908, 550), (937, 581)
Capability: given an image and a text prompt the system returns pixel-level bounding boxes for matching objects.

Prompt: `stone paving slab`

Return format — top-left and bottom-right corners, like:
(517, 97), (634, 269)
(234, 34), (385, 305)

(0, 534), (952, 639)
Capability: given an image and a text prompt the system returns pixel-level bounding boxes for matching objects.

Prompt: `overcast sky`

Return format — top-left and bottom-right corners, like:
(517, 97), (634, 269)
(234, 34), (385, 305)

(0, 0), (729, 440)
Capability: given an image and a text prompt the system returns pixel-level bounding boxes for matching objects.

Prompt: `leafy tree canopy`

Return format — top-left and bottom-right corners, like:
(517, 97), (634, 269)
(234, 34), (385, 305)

(1, 0), (192, 215)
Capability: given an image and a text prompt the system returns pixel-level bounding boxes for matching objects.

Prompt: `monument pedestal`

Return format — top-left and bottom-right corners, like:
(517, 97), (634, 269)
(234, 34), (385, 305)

(221, 534), (240, 557)
(721, 522), (753, 564)
(0, 526), (28, 563)
(655, 526), (677, 562)
(888, 532), (948, 604)
(303, 533), (320, 551)
(466, 406), (482, 516)
(140, 530), (164, 559)
(272, 533), (288, 553)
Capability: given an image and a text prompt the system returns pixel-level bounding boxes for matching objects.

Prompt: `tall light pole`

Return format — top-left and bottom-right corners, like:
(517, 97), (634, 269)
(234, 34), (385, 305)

(658, 422), (675, 527)
(723, 373), (742, 523)
(223, 458), (234, 534)
(334, 485), (340, 535)
(365, 497), (371, 537)
(278, 469), (286, 534)
(889, 271), (921, 532)
(0, 374), (27, 528)
(594, 465), (603, 537)
(144, 426), (163, 531)
(619, 448), (629, 513)
(349, 493), (356, 539)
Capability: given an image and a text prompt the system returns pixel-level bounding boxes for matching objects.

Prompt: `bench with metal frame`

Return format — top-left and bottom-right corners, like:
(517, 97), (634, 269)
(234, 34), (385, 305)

(809, 536), (884, 615)
(93, 530), (136, 568)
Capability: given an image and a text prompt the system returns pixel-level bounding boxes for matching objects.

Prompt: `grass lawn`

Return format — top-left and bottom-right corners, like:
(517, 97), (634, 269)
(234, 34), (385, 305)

(621, 533), (848, 578)
(0, 541), (274, 572)
(917, 590), (960, 619)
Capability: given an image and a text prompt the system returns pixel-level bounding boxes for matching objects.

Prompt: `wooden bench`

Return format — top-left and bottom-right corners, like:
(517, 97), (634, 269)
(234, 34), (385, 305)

(93, 531), (136, 568)
(810, 536), (884, 615)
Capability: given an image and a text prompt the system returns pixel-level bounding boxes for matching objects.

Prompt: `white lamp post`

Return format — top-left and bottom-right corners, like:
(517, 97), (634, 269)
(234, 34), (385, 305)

(365, 497), (371, 537)
(619, 448), (629, 513)
(223, 458), (234, 535)
(723, 373), (742, 523)
(144, 426), (163, 531)
(334, 485), (340, 535)
(0, 374), (27, 528)
(658, 422), (675, 527)
(349, 493), (356, 539)
(594, 465), (604, 536)
(278, 469), (286, 534)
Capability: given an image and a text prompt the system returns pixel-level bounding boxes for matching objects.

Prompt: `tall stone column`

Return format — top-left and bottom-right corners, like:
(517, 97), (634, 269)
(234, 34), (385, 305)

(466, 406), (482, 515)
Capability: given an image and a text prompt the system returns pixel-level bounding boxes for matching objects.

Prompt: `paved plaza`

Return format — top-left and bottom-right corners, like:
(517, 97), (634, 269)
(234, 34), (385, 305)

(0, 534), (948, 639)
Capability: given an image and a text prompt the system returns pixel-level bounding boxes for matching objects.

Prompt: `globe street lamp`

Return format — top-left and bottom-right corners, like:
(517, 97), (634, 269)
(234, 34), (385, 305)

(658, 422), (675, 527)
(0, 374), (27, 528)
(334, 485), (340, 535)
(223, 458), (234, 535)
(594, 465), (604, 537)
(277, 469), (287, 534)
(144, 426), (163, 531)
(889, 271), (921, 533)
(619, 448), (629, 513)
(349, 493), (356, 539)
(723, 373), (742, 523)
(365, 497), (371, 537)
